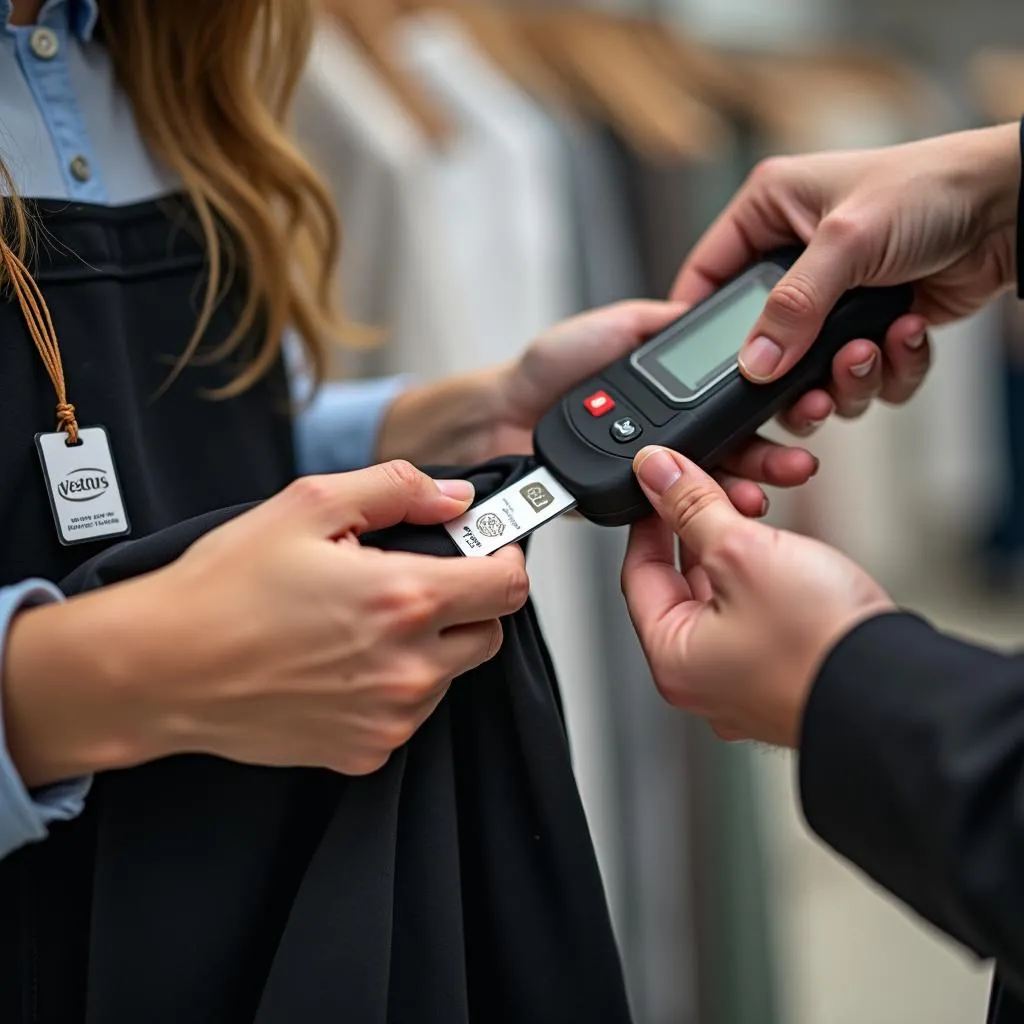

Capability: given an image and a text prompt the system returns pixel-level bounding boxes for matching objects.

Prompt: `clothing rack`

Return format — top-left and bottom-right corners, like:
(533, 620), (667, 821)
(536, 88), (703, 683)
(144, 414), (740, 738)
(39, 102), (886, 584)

(292, 9), (949, 1019)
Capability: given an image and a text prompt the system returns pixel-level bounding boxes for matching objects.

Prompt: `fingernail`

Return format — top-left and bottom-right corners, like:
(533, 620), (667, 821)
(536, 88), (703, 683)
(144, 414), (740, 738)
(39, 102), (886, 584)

(905, 330), (926, 350)
(759, 495), (770, 517)
(850, 352), (877, 378)
(635, 447), (682, 496)
(739, 336), (784, 381)
(810, 455), (821, 476)
(437, 479), (475, 503)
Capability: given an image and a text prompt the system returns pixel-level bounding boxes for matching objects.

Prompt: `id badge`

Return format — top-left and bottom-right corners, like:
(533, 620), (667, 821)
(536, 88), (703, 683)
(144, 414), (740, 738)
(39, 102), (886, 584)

(35, 426), (131, 545)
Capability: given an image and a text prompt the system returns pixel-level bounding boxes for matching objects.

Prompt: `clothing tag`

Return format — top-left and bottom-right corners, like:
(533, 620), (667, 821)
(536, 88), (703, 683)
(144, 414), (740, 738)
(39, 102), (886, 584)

(35, 426), (131, 546)
(445, 466), (576, 557)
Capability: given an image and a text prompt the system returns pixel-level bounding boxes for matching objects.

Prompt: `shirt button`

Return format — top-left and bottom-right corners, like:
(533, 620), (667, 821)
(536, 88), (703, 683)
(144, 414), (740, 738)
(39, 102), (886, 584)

(29, 27), (59, 60)
(69, 155), (91, 183)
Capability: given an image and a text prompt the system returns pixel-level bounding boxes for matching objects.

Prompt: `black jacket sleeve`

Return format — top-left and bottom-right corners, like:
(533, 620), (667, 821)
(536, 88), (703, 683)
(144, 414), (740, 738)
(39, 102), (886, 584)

(800, 612), (1024, 995)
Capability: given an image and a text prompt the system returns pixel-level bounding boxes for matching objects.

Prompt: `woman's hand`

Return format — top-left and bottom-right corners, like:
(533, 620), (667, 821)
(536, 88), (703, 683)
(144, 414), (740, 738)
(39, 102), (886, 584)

(672, 122), (1020, 431)
(379, 302), (822, 518)
(4, 462), (528, 786)
(620, 446), (894, 747)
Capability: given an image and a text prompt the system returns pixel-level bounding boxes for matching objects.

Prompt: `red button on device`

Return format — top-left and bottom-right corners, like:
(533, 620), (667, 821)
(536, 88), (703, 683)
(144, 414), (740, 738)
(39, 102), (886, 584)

(583, 390), (615, 417)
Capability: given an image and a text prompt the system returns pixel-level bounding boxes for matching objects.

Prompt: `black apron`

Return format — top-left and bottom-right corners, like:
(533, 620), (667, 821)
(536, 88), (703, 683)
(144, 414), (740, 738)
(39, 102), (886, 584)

(0, 199), (633, 1023)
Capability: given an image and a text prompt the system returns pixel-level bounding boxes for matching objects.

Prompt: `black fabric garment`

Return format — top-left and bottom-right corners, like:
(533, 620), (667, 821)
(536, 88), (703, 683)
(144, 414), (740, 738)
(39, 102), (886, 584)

(0, 198), (629, 1022)
(800, 613), (1024, 1024)
(43, 456), (631, 1024)
(0, 197), (296, 1023)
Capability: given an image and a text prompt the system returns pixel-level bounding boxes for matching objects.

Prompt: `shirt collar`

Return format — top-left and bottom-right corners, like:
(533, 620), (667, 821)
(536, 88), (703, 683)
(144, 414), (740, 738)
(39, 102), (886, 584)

(1, 0), (98, 41)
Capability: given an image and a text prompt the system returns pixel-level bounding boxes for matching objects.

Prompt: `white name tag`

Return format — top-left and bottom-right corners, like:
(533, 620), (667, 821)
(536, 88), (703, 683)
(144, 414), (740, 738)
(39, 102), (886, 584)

(444, 466), (576, 557)
(35, 426), (131, 546)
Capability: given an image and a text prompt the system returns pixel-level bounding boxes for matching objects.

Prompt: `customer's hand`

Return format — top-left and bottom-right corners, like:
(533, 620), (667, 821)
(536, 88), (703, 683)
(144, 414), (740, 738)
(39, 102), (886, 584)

(381, 302), (822, 518)
(5, 462), (528, 786)
(672, 122), (1020, 432)
(621, 446), (894, 746)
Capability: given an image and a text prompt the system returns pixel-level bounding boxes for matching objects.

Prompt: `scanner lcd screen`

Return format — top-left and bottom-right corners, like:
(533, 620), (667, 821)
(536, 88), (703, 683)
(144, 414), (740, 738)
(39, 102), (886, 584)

(654, 278), (772, 391)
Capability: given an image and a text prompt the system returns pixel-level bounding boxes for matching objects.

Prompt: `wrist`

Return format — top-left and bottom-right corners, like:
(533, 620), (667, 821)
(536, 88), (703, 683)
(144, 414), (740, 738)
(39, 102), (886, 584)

(791, 599), (897, 745)
(375, 368), (508, 465)
(964, 122), (1020, 281)
(3, 578), (174, 787)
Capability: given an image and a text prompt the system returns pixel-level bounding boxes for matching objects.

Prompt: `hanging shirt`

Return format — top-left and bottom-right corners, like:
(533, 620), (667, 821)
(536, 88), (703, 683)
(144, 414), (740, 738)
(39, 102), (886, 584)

(0, 0), (406, 858)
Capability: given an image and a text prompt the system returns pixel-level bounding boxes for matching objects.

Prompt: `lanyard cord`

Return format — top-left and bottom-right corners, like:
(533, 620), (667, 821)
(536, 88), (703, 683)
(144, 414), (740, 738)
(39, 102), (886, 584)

(0, 237), (79, 444)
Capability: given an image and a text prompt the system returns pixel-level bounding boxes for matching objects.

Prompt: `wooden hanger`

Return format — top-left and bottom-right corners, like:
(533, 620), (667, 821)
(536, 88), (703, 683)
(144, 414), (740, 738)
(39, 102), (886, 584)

(319, 0), (453, 144)
(388, 0), (572, 109)
(627, 19), (755, 120)
(968, 49), (1024, 124)
(709, 45), (941, 151)
(514, 8), (729, 163)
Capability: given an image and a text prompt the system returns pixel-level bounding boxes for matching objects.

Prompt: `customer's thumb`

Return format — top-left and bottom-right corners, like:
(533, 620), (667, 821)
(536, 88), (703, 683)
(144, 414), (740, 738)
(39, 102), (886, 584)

(633, 447), (739, 558)
(739, 235), (855, 383)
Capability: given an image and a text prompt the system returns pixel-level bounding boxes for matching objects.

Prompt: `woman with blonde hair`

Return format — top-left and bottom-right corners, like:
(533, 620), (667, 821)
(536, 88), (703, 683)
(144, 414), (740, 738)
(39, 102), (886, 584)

(0, 0), (904, 1019)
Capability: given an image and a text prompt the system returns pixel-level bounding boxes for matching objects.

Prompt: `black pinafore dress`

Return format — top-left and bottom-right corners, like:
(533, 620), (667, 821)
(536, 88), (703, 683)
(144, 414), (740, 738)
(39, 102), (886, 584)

(0, 196), (301, 1021)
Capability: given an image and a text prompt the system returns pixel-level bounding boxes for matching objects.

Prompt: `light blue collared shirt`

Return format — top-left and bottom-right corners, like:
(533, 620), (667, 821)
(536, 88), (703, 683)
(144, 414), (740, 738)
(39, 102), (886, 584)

(0, 0), (407, 858)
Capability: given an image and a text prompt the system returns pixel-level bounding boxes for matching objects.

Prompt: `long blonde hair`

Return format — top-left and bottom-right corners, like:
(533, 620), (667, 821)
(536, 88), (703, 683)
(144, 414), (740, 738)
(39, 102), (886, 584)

(2, 0), (348, 397)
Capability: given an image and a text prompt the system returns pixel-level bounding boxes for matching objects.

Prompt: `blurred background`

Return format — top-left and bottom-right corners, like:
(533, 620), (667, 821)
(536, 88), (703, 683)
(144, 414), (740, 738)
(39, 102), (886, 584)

(291, 3), (1024, 1021)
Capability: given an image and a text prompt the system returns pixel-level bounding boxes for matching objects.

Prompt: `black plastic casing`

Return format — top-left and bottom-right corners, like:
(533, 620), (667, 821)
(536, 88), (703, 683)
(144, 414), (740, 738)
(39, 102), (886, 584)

(533, 247), (914, 526)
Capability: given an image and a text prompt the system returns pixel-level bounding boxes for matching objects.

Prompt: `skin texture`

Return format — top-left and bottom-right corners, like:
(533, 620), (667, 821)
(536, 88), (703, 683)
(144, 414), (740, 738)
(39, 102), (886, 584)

(4, 463), (529, 786)
(621, 446), (894, 747)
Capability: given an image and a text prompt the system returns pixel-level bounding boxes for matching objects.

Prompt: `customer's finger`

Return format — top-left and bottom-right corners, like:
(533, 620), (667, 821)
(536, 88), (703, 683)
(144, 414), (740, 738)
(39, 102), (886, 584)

(829, 339), (884, 419)
(719, 435), (818, 488)
(777, 390), (836, 436)
(880, 315), (931, 405)
(713, 471), (768, 518)
(738, 230), (861, 383)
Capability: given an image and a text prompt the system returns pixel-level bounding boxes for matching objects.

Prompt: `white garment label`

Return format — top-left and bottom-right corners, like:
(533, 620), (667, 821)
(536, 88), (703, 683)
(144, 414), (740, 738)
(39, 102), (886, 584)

(35, 427), (131, 546)
(444, 466), (576, 557)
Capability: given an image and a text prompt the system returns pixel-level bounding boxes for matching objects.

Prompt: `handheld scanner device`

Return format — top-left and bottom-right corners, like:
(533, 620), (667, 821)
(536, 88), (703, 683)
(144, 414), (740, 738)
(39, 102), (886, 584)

(533, 247), (914, 526)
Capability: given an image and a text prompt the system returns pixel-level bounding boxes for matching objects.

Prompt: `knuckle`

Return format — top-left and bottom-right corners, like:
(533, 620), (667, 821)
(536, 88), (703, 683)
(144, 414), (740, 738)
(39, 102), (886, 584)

(379, 458), (423, 492)
(711, 721), (740, 742)
(668, 487), (723, 539)
(287, 474), (335, 509)
(766, 275), (818, 325)
(482, 620), (504, 663)
(818, 210), (869, 253)
(391, 657), (443, 704)
(748, 155), (790, 188)
(651, 669), (691, 710)
(378, 717), (417, 752)
(379, 579), (439, 632)
(504, 567), (530, 613)
(338, 751), (390, 777)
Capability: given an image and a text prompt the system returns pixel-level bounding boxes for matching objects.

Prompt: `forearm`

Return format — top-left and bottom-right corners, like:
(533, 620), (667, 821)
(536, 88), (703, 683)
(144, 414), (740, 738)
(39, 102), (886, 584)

(3, 579), (168, 788)
(375, 368), (506, 466)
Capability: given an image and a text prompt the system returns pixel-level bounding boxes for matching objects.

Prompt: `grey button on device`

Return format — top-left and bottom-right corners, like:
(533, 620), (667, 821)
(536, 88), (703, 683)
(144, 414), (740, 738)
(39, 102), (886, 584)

(69, 155), (91, 183)
(30, 27), (59, 60)
(610, 417), (642, 443)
